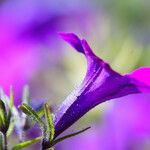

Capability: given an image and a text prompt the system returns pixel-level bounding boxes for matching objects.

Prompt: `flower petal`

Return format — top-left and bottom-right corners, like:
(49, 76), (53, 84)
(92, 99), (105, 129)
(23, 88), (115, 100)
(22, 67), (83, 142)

(54, 33), (150, 137)
(59, 33), (84, 53)
(127, 67), (150, 92)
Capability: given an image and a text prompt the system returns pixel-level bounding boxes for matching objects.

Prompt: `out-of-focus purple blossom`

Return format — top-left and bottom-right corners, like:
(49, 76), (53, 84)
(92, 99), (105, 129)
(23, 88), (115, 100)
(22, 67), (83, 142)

(0, 0), (93, 104)
(0, 0), (92, 44)
(56, 94), (150, 150)
(54, 33), (150, 137)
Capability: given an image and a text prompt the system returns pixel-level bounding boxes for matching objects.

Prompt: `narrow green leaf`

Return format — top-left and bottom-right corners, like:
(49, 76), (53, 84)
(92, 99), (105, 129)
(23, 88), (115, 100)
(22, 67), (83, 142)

(0, 100), (6, 127)
(0, 132), (4, 150)
(37, 107), (45, 118)
(6, 86), (14, 131)
(6, 117), (15, 137)
(44, 103), (55, 141)
(12, 137), (41, 150)
(0, 113), (5, 131)
(0, 89), (13, 133)
(50, 127), (91, 147)
(19, 104), (45, 128)
(6, 110), (11, 131)
(9, 86), (14, 111)
(0, 100), (6, 113)
(0, 114), (4, 127)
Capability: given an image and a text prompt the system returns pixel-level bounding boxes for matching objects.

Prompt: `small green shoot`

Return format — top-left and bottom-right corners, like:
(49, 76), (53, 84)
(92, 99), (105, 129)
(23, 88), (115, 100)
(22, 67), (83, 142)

(12, 137), (42, 150)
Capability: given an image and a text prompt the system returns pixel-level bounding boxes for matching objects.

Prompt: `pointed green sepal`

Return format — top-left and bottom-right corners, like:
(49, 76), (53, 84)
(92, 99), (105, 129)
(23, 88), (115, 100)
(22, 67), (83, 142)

(12, 137), (41, 150)
(44, 103), (55, 141)
(19, 104), (45, 128)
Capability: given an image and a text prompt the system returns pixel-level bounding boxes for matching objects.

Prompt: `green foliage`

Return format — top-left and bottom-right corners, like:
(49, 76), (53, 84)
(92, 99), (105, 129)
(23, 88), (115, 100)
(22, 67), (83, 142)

(9, 86), (14, 111)
(12, 137), (41, 150)
(19, 103), (45, 128)
(0, 87), (91, 149)
(44, 103), (55, 141)
(0, 90), (14, 134)
(37, 107), (45, 118)
(6, 117), (15, 137)
(0, 100), (7, 130)
(0, 132), (4, 150)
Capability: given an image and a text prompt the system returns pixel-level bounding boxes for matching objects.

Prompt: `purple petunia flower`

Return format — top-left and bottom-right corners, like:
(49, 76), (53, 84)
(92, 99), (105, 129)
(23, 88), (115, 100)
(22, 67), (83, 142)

(54, 33), (150, 137)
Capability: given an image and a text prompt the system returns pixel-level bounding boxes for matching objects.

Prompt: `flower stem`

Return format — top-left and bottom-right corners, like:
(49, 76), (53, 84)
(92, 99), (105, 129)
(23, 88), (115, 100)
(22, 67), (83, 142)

(42, 146), (54, 150)
(41, 140), (49, 150)
(3, 133), (8, 150)
(41, 140), (54, 150)
(42, 146), (46, 150)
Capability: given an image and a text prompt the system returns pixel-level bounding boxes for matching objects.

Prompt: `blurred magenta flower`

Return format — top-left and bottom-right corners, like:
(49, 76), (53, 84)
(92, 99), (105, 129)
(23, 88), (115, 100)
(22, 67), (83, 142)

(0, 0), (92, 103)
(54, 33), (150, 137)
(0, 44), (38, 102)
(99, 94), (150, 150)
